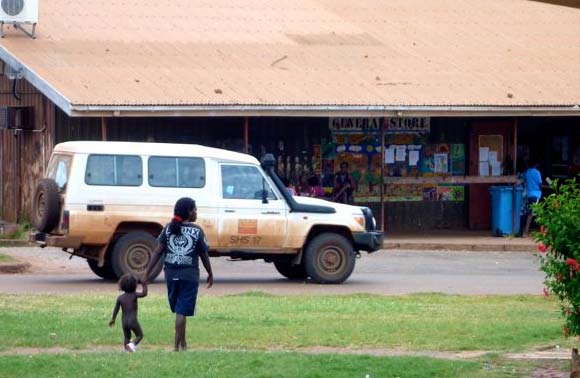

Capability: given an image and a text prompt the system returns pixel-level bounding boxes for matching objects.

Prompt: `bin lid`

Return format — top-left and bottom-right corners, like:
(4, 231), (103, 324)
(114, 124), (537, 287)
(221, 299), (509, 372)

(489, 185), (523, 192)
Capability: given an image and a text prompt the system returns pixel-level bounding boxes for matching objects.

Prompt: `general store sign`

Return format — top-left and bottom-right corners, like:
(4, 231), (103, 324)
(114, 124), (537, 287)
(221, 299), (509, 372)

(329, 118), (382, 132)
(384, 117), (430, 133)
(330, 117), (430, 134)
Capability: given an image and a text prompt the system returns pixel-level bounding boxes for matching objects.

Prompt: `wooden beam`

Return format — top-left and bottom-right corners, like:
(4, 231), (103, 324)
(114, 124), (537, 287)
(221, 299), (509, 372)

(384, 175), (518, 185)
(512, 119), (518, 235)
(100, 117), (107, 141)
(380, 118), (385, 232)
(243, 117), (249, 154)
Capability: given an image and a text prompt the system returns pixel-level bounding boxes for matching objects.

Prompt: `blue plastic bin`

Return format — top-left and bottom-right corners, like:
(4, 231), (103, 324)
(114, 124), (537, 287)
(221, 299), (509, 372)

(489, 186), (523, 236)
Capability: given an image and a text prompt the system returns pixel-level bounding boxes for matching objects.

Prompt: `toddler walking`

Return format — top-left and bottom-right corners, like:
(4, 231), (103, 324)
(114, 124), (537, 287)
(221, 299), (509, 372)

(109, 274), (148, 352)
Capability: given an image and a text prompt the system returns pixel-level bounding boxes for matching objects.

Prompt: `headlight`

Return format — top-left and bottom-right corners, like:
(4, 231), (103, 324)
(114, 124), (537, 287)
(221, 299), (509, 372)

(354, 215), (365, 228)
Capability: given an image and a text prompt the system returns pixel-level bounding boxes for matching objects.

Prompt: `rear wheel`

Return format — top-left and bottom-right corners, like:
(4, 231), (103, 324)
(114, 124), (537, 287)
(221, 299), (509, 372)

(274, 261), (308, 280)
(111, 232), (163, 280)
(304, 233), (356, 284)
(87, 258), (116, 280)
(32, 179), (60, 233)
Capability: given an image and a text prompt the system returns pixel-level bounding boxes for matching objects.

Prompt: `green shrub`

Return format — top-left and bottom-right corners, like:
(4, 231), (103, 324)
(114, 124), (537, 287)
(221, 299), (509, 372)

(533, 179), (580, 337)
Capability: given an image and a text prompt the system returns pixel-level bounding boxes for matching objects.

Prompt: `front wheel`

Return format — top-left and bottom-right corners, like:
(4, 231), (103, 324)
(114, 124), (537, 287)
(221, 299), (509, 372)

(304, 233), (356, 284)
(111, 232), (163, 280)
(274, 261), (308, 280)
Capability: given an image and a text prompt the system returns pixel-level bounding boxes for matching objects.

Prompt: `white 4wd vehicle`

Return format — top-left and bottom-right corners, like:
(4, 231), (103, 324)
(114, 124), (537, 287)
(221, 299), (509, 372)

(31, 141), (383, 284)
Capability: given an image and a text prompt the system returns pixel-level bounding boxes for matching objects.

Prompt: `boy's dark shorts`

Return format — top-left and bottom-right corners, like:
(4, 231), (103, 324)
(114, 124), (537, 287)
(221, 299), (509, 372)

(166, 279), (199, 316)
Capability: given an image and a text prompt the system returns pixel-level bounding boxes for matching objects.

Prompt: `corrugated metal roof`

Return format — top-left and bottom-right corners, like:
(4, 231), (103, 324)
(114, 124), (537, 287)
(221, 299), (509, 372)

(0, 0), (579, 115)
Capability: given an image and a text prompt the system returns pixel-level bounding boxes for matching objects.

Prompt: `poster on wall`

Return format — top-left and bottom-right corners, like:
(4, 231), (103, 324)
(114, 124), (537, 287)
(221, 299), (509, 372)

(330, 118), (382, 202)
(450, 144), (465, 175)
(478, 135), (503, 177)
(386, 184), (423, 202)
(434, 153), (448, 173)
(437, 185), (465, 201)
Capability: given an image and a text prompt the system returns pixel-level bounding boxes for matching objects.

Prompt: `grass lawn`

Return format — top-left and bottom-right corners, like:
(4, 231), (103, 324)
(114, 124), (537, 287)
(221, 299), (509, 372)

(0, 350), (534, 378)
(0, 254), (14, 263)
(0, 293), (567, 352)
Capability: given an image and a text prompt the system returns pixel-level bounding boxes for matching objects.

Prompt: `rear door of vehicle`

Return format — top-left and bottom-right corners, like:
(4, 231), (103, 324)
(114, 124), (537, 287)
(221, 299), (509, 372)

(217, 163), (288, 250)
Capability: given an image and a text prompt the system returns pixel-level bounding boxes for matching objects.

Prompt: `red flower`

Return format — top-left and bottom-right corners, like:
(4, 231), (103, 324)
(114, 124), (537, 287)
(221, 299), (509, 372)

(564, 325), (571, 336)
(543, 288), (550, 297)
(566, 258), (580, 272)
(537, 243), (547, 253)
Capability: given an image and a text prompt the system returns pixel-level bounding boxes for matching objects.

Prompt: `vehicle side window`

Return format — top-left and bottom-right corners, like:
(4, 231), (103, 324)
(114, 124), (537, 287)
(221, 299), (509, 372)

(148, 156), (205, 188)
(46, 154), (72, 192)
(85, 155), (142, 186)
(221, 165), (277, 200)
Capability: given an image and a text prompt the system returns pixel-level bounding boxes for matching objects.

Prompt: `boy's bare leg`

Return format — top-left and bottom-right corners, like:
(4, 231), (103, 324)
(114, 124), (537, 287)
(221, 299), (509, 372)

(523, 214), (532, 237)
(132, 323), (143, 345)
(174, 314), (186, 351)
(122, 326), (131, 346)
(180, 317), (187, 351)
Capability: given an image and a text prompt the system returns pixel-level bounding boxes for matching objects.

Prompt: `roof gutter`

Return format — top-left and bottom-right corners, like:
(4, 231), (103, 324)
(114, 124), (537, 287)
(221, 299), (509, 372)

(69, 104), (580, 118)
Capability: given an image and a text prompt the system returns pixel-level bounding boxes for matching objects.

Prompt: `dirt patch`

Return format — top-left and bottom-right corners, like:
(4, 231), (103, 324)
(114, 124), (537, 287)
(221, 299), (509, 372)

(291, 346), (489, 360)
(0, 262), (31, 274)
(0, 247), (90, 275)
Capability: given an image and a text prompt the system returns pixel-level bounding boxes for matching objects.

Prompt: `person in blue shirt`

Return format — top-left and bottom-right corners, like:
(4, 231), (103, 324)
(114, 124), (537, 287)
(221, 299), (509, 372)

(522, 163), (542, 237)
(143, 197), (214, 351)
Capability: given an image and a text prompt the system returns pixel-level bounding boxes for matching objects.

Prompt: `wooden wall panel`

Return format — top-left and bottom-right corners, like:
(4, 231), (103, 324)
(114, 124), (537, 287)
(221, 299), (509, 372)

(468, 119), (515, 230)
(0, 76), (55, 222)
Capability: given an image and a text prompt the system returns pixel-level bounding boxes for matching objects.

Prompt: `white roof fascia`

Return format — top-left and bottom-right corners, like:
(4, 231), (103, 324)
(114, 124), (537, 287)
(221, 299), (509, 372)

(69, 104), (580, 118)
(0, 47), (72, 115)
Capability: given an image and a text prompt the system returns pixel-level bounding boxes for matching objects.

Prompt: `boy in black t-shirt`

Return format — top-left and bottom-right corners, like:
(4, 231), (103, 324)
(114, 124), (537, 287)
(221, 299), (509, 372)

(143, 197), (214, 352)
(109, 274), (148, 352)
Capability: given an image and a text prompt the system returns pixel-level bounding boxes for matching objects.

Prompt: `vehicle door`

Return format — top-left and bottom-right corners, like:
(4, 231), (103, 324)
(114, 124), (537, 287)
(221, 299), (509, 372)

(218, 163), (288, 250)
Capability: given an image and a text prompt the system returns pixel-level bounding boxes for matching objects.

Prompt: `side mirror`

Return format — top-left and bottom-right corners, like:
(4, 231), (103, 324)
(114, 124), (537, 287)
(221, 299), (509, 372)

(261, 189), (269, 204)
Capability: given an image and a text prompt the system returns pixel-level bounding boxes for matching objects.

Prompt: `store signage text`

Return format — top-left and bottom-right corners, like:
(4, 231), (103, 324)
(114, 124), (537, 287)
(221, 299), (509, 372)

(385, 118), (430, 133)
(329, 118), (382, 132)
(330, 117), (430, 134)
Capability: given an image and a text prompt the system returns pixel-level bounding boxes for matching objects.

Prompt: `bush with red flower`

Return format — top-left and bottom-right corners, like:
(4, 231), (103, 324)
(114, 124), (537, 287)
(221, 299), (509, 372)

(533, 179), (580, 337)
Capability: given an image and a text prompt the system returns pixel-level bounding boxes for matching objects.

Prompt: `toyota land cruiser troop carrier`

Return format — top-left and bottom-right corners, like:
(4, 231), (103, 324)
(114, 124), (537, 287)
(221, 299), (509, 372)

(30, 141), (383, 284)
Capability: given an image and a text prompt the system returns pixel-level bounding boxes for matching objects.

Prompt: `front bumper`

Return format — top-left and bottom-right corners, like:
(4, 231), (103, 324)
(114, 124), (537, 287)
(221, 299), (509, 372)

(352, 231), (384, 253)
(29, 232), (82, 249)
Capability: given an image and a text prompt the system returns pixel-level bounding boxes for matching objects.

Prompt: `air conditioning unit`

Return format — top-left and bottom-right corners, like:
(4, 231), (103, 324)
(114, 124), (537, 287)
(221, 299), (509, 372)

(0, 0), (38, 23)
(0, 0), (38, 38)
(0, 107), (34, 130)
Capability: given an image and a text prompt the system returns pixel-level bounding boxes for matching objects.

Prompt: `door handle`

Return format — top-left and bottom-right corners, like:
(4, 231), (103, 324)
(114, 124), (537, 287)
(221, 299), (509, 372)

(261, 211), (280, 215)
(224, 209), (236, 213)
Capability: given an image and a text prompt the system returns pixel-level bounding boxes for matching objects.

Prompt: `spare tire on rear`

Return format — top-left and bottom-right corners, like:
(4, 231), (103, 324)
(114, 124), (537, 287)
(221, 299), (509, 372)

(32, 179), (61, 233)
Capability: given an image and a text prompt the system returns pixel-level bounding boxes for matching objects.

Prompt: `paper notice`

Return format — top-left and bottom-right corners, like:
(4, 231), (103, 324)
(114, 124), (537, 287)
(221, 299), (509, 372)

(479, 147), (489, 162)
(479, 162), (490, 176)
(385, 147), (395, 164)
(490, 161), (501, 176)
(395, 145), (407, 161)
(409, 150), (420, 166)
(488, 151), (498, 163)
(434, 153), (448, 173)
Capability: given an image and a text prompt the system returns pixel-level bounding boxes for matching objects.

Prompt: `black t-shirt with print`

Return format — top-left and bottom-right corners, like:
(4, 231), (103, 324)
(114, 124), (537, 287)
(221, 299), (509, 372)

(157, 222), (209, 281)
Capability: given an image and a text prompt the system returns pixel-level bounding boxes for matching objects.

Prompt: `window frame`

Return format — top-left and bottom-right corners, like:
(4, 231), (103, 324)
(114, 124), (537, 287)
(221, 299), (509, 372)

(84, 154), (143, 187)
(220, 163), (279, 201)
(46, 153), (72, 193)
